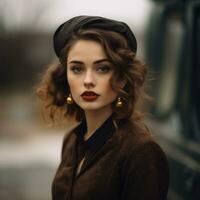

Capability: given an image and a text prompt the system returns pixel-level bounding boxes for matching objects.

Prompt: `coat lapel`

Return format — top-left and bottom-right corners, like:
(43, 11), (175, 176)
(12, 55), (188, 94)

(76, 130), (119, 178)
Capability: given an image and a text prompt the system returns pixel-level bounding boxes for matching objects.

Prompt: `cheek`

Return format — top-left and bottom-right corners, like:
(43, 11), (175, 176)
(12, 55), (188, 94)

(67, 75), (79, 94)
(103, 80), (118, 99)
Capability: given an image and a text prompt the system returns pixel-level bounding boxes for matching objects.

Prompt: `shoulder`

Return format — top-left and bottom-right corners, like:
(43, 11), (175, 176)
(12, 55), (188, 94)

(61, 121), (82, 147)
(117, 119), (153, 151)
(60, 126), (78, 159)
(117, 119), (168, 166)
(117, 121), (169, 199)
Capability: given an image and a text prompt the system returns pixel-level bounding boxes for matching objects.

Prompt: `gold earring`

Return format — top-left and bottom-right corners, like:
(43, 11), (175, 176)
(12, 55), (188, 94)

(66, 93), (73, 104)
(116, 97), (123, 107)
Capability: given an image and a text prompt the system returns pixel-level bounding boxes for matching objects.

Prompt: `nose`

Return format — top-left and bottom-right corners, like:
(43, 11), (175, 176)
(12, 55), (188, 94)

(83, 70), (96, 88)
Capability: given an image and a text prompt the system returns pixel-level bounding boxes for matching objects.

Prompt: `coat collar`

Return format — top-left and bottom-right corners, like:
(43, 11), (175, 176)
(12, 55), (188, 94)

(73, 113), (128, 177)
(74, 113), (116, 152)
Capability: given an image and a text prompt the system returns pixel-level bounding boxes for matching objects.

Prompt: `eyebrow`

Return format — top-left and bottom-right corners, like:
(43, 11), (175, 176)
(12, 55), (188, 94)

(68, 58), (110, 64)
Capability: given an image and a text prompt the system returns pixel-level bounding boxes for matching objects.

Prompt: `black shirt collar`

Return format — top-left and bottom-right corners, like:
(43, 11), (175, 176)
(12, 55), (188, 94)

(74, 113), (116, 152)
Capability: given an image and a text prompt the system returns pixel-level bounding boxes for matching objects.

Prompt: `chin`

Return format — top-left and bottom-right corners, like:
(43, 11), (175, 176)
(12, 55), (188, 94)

(79, 104), (102, 111)
(78, 102), (112, 112)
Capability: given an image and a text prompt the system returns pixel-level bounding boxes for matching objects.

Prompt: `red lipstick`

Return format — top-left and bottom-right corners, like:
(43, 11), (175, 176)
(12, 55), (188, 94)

(81, 91), (100, 101)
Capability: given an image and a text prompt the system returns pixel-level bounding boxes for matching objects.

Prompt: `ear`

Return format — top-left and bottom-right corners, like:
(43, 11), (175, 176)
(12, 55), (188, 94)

(118, 79), (127, 89)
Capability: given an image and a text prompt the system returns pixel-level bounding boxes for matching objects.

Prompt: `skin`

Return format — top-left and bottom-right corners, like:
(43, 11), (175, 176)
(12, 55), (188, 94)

(67, 39), (125, 140)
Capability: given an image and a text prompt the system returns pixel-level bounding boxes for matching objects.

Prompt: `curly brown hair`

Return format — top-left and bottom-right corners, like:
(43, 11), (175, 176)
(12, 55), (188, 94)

(36, 28), (149, 123)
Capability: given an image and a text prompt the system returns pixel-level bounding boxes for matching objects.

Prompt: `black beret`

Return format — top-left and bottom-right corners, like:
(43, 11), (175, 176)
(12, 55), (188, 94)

(53, 15), (137, 57)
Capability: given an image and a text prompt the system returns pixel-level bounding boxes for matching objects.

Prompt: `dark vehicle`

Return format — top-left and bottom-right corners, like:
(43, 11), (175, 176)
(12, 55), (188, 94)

(145, 0), (200, 199)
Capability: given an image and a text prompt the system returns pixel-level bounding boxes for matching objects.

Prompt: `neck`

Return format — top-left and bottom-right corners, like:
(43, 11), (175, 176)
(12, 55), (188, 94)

(84, 107), (113, 140)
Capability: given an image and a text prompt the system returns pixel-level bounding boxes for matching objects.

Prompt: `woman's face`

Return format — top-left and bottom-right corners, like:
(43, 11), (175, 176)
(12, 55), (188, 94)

(67, 39), (123, 113)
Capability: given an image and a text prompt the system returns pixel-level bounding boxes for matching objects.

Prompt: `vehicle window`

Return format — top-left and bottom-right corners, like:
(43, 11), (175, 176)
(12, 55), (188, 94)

(191, 7), (200, 139)
(155, 14), (184, 116)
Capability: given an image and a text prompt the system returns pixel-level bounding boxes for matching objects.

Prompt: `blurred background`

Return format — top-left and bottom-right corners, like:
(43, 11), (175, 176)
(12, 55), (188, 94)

(0, 0), (199, 199)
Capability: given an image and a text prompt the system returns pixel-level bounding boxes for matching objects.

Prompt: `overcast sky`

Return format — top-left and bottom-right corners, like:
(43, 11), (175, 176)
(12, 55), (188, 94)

(1, 0), (153, 32)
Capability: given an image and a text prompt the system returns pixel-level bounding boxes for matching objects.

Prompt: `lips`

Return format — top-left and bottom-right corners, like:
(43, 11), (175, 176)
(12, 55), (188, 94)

(81, 91), (100, 101)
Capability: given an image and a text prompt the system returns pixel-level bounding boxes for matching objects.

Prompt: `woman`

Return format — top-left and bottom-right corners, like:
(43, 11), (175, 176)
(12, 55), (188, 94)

(37, 16), (169, 200)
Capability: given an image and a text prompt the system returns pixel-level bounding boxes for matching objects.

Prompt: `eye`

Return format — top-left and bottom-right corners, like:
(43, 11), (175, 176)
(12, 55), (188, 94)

(70, 66), (83, 74)
(97, 65), (111, 73)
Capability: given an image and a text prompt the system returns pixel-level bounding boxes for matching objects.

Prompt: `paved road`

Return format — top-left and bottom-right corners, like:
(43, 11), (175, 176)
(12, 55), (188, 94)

(0, 129), (64, 200)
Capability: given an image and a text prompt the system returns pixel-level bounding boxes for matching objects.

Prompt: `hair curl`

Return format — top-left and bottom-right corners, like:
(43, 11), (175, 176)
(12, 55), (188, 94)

(36, 28), (150, 123)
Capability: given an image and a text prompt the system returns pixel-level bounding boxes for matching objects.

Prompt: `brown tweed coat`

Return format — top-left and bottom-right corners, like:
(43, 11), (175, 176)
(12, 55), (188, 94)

(52, 118), (169, 200)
